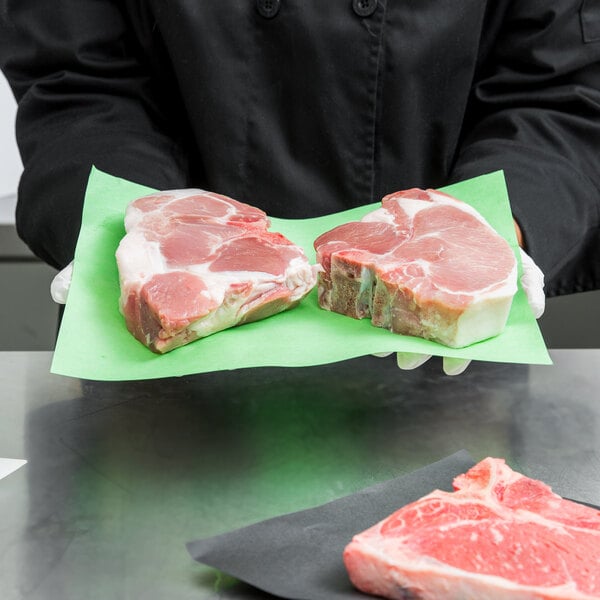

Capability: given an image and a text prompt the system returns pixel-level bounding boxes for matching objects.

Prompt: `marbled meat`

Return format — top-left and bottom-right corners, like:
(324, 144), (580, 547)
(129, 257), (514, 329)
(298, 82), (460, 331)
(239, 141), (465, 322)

(344, 457), (600, 599)
(116, 190), (318, 353)
(314, 189), (518, 347)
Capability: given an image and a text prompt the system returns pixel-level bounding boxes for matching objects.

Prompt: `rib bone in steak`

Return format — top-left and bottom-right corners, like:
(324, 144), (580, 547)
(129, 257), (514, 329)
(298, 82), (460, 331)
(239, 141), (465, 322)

(116, 190), (318, 353)
(344, 457), (600, 600)
(314, 189), (518, 347)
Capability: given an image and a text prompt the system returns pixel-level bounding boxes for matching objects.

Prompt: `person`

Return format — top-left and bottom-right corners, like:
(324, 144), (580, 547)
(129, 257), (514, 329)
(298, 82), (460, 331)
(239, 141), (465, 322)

(0, 1), (598, 372)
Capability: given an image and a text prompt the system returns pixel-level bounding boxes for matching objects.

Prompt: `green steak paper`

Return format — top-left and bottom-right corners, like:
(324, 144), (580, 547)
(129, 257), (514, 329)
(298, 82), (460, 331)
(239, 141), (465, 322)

(51, 168), (551, 381)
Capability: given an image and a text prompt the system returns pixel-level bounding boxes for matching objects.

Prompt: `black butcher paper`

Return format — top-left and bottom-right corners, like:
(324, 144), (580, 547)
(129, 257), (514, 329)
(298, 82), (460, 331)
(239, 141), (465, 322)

(186, 451), (477, 599)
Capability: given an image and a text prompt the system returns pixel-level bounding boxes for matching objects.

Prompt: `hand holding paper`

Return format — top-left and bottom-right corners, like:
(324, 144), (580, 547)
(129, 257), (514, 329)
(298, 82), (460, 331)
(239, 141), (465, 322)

(51, 168), (550, 381)
(53, 244), (545, 377)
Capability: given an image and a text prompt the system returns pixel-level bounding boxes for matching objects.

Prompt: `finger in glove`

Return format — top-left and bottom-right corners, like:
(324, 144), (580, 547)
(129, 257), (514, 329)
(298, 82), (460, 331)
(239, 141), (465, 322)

(396, 352), (432, 370)
(442, 357), (471, 376)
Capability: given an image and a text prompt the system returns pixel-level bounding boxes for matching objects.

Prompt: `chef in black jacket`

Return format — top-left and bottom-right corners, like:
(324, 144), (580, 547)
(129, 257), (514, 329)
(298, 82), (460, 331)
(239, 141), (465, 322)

(1, 3), (599, 297)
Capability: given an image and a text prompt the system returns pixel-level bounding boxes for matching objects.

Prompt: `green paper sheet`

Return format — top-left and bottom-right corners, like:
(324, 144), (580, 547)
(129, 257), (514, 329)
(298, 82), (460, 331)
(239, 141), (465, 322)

(51, 168), (551, 381)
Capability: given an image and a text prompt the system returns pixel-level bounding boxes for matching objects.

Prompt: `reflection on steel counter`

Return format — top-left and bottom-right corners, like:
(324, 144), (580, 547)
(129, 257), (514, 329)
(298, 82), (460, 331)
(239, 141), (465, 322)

(2, 350), (598, 598)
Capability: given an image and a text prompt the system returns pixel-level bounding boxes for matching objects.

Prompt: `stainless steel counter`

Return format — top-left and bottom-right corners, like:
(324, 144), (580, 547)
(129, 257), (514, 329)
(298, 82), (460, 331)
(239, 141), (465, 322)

(1, 350), (599, 599)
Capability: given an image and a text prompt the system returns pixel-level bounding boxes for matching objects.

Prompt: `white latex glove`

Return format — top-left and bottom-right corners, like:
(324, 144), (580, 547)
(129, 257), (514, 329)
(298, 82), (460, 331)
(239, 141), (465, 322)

(50, 260), (74, 304)
(376, 248), (545, 376)
(518, 247), (545, 319)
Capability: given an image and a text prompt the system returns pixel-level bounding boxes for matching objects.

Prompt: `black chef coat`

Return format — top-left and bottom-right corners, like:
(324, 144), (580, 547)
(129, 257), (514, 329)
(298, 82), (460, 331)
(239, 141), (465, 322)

(1, 0), (600, 297)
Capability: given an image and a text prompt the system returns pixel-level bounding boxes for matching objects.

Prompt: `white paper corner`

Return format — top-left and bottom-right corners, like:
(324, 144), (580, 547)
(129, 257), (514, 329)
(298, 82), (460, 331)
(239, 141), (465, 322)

(0, 458), (27, 481)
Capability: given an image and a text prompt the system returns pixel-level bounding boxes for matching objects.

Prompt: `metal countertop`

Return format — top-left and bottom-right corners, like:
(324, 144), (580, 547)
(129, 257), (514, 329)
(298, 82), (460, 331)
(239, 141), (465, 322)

(1, 350), (599, 599)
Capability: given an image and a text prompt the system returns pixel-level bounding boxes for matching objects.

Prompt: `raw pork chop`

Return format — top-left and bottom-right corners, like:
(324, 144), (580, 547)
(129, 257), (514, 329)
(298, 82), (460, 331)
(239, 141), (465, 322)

(344, 457), (600, 600)
(116, 190), (318, 353)
(314, 189), (518, 347)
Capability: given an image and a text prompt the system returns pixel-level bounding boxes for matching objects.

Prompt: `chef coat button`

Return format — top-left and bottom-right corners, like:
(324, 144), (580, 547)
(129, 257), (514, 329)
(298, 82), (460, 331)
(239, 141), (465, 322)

(352, 0), (377, 17)
(256, 0), (281, 19)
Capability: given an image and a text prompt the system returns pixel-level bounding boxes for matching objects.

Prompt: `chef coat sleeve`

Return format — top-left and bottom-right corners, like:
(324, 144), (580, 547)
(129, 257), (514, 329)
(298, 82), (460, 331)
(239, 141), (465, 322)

(450, 1), (600, 297)
(0, 1), (190, 270)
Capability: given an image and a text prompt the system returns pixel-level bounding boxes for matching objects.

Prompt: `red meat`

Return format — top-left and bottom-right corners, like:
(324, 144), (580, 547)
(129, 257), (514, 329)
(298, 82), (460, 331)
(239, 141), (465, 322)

(314, 189), (518, 347)
(344, 457), (600, 599)
(116, 190), (317, 353)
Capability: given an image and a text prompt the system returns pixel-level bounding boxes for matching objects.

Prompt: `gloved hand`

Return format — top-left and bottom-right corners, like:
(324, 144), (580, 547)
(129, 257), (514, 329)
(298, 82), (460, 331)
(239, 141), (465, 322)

(375, 247), (545, 376)
(50, 260), (74, 304)
(518, 247), (545, 319)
